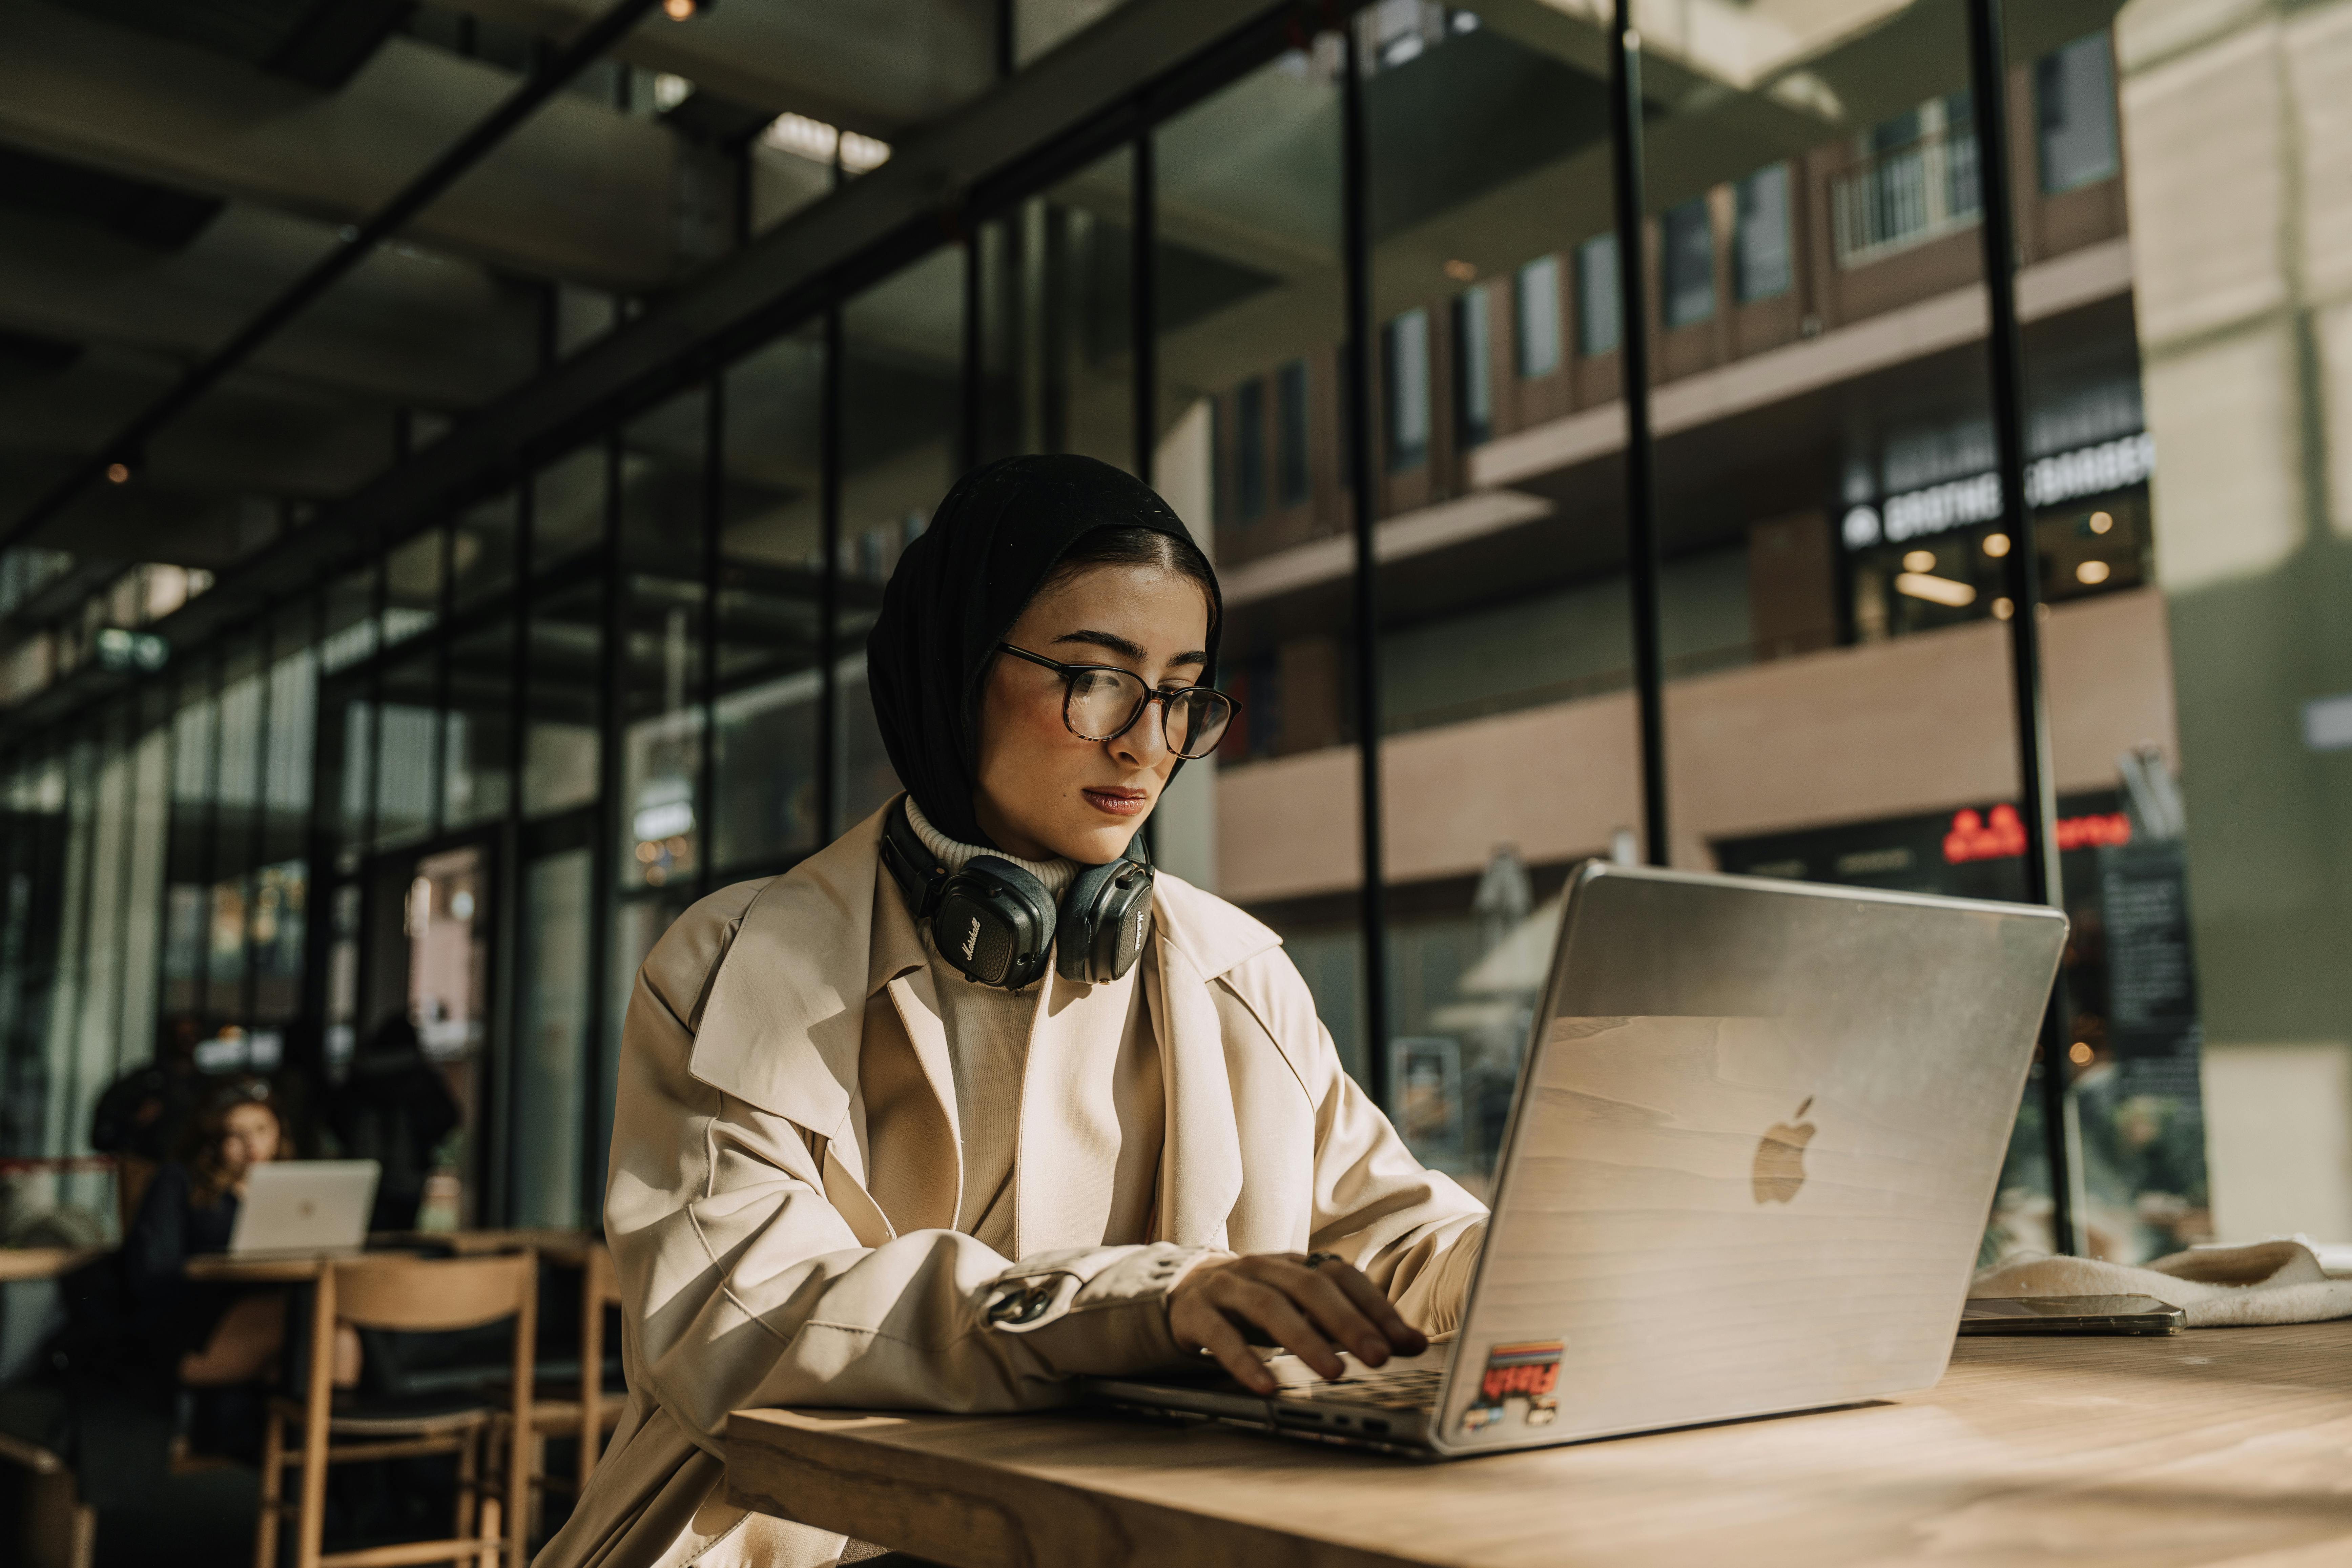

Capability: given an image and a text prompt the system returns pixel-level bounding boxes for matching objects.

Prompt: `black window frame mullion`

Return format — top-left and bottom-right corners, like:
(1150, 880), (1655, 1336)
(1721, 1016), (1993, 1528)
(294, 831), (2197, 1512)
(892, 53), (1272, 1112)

(697, 377), (723, 900)
(819, 310), (844, 844)
(1962, 0), (2077, 1256)
(492, 477), (533, 1229)
(1339, 21), (1390, 1111)
(1132, 131), (1157, 489)
(1607, 2), (1670, 869)
(587, 429), (627, 1230)
(296, 587), (335, 1041)
(240, 614), (273, 1033)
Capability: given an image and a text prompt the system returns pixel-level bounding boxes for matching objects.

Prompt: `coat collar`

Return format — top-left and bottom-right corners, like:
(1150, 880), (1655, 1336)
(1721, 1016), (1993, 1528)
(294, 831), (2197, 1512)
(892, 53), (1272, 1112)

(686, 798), (1284, 1243)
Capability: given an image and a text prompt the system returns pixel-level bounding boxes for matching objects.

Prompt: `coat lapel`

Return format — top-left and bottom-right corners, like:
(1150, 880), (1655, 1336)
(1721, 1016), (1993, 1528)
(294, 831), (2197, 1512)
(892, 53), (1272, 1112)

(1143, 870), (1279, 1251)
(686, 810), (889, 1148)
(883, 968), (963, 1222)
(1146, 871), (1280, 1248)
(1148, 937), (1242, 1248)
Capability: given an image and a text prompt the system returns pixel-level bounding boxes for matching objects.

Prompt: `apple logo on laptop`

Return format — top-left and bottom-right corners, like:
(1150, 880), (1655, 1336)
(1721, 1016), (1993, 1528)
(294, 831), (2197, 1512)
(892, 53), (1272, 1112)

(1751, 1098), (1815, 1204)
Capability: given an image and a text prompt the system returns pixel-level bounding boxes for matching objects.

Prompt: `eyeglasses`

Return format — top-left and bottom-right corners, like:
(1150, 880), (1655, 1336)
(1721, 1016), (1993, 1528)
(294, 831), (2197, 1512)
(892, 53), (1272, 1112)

(996, 644), (1238, 760)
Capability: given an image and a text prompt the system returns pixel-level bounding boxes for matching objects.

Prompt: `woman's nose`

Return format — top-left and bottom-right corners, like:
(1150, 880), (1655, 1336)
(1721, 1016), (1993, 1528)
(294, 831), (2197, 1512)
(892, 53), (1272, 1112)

(1116, 699), (1172, 764)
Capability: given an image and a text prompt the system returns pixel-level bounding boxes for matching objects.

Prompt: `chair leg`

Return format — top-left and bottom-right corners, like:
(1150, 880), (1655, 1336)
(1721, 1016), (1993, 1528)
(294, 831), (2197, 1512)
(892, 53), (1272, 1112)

(476, 1494), (502, 1568)
(296, 1273), (337, 1568)
(507, 1414), (530, 1567)
(454, 1423), (478, 1543)
(25, 1468), (85, 1568)
(254, 1406), (285, 1568)
(525, 1429), (546, 1543)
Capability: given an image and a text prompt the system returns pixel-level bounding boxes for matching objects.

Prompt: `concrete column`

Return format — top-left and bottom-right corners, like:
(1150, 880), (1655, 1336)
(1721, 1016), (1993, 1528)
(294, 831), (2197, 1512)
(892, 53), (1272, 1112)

(2118, 0), (2352, 1242)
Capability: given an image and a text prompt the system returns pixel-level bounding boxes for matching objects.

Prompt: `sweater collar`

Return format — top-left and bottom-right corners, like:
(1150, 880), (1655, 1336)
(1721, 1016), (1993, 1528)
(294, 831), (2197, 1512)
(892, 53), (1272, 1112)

(904, 795), (1078, 895)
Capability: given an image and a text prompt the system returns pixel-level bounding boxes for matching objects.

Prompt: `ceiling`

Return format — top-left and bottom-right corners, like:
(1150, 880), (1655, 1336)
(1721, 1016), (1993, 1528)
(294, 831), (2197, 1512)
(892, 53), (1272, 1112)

(0, 0), (1005, 588)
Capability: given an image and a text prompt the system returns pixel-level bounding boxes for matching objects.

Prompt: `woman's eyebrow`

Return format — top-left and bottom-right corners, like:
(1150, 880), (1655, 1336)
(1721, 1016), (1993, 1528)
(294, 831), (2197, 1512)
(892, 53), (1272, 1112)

(1049, 629), (1208, 667)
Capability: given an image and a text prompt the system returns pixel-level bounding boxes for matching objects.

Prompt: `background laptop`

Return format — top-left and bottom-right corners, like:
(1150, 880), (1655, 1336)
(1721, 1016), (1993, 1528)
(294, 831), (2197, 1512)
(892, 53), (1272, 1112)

(227, 1160), (381, 1256)
(1085, 861), (2068, 1456)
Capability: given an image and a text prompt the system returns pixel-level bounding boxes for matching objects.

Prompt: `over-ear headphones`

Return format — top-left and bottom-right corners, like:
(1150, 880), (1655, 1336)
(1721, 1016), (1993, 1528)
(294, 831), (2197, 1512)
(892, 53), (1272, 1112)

(879, 797), (1154, 990)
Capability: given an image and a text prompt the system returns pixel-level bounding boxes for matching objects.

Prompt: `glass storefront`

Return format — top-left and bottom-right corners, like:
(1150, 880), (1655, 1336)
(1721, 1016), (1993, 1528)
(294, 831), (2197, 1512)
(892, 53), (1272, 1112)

(8, 0), (2336, 1266)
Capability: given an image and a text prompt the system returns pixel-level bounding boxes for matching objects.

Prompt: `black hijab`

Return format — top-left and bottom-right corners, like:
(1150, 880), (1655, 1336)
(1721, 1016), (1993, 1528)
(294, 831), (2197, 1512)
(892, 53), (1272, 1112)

(866, 453), (1220, 850)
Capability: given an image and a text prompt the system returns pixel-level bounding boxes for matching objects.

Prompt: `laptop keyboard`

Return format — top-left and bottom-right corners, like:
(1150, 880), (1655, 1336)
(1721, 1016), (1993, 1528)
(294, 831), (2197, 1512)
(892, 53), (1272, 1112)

(1277, 1366), (1446, 1411)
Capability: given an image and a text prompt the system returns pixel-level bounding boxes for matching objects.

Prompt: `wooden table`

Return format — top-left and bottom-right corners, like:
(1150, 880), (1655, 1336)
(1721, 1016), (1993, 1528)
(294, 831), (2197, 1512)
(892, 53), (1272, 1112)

(370, 1226), (597, 1263)
(726, 1321), (2352, 1568)
(0, 1247), (108, 1282)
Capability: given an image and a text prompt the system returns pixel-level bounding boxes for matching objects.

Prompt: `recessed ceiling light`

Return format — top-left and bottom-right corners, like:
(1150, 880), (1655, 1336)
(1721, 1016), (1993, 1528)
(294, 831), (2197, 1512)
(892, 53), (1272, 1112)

(1992, 597), (2014, 620)
(2088, 511), (2113, 534)
(105, 461), (130, 484)
(1981, 532), (2010, 557)
(1901, 549), (1936, 573)
(662, 0), (699, 19)
(2076, 560), (2111, 585)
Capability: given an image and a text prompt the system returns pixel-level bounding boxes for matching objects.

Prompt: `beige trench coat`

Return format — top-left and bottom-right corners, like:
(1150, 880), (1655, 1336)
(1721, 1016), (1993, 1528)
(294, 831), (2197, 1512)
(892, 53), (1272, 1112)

(534, 804), (1487, 1568)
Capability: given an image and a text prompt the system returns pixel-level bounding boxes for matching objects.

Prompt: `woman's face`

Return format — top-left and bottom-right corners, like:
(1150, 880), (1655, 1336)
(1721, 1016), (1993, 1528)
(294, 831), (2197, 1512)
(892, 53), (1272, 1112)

(221, 1102), (281, 1175)
(974, 561), (1212, 865)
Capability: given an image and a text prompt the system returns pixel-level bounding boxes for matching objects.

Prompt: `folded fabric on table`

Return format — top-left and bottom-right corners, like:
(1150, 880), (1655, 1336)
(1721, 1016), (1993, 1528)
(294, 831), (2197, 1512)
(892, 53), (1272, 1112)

(1971, 1240), (2352, 1327)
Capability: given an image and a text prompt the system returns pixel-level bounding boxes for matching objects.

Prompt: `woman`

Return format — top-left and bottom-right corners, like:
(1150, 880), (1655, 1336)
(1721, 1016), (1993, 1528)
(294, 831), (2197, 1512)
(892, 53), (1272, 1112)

(122, 1078), (292, 1385)
(122, 1080), (360, 1394)
(539, 455), (1486, 1568)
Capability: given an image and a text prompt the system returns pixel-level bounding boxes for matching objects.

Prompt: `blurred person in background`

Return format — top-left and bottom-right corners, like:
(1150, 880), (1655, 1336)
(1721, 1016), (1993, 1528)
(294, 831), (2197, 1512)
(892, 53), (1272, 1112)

(270, 1015), (340, 1162)
(329, 1016), (458, 1233)
(89, 1013), (208, 1228)
(120, 1080), (359, 1458)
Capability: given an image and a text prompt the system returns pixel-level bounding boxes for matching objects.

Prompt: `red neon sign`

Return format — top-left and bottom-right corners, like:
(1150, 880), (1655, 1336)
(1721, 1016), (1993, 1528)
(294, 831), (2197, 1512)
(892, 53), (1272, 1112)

(1943, 804), (2131, 864)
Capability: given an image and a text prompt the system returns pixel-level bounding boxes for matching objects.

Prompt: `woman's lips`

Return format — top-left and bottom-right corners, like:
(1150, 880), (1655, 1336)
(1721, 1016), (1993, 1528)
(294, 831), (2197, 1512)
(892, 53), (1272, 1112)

(1081, 787), (1149, 817)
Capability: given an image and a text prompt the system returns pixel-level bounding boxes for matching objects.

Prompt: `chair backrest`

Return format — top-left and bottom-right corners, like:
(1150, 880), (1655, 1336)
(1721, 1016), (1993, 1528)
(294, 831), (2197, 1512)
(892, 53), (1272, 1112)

(333, 1252), (535, 1333)
(585, 1242), (620, 1308)
(577, 1241), (620, 1478)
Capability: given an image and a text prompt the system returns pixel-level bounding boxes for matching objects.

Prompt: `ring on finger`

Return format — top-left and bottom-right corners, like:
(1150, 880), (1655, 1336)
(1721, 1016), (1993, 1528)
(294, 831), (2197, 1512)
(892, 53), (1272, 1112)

(1302, 1251), (1344, 1271)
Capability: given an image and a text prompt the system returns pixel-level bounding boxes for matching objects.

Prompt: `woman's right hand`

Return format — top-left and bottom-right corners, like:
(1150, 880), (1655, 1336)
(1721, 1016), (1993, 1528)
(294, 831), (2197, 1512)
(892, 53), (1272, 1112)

(1167, 1252), (1428, 1394)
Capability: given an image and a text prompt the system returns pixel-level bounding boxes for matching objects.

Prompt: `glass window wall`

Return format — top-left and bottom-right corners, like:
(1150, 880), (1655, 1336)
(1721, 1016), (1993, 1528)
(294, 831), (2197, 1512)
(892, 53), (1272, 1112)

(716, 331), (826, 876)
(1155, 42), (1356, 1065)
(0, 2), (2257, 1262)
(618, 387), (710, 896)
(1358, 1), (1640, 1188)
(524, 582), (605, 820)
(975, 150), (1138, 474)
(838, 250), (961, 829)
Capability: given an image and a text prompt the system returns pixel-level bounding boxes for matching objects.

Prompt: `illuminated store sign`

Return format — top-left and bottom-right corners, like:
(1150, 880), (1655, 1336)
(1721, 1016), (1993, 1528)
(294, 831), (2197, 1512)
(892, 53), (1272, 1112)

(1942, 803), (2133, 864)
(1840, 431), (2154, 550)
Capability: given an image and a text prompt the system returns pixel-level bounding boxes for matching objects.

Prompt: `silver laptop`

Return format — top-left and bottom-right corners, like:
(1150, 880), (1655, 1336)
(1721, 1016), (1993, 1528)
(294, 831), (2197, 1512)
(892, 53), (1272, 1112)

(227, 1160), (381, 1256)
(1085, 861), (2068, 1456)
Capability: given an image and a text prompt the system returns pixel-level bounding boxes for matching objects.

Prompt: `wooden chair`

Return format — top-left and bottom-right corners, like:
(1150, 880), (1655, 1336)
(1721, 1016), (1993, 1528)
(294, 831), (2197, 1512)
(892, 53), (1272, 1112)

(255, 1252), (535, 1568)
(498, 1242), (624, 1534)
(0, 1427), (94, 1568)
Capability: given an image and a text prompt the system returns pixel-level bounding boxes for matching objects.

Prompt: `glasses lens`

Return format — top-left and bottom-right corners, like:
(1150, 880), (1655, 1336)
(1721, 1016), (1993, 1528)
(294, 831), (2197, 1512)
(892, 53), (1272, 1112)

(1064, 666), (1147, 741)
(1167, 689), (1234, 759)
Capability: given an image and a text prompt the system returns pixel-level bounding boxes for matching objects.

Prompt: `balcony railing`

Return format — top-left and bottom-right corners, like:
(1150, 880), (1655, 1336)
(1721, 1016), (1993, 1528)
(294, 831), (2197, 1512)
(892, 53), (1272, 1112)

(1831, 125), (1982, 268)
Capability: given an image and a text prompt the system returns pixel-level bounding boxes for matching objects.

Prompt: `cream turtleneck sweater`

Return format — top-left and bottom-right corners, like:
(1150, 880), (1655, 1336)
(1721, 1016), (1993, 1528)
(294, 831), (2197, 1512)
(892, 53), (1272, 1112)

(904, 800), (1164, 1254)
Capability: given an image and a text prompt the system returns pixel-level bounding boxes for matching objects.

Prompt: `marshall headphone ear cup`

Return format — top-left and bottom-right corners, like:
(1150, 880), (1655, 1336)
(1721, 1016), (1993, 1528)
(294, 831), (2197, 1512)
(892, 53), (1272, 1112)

(1056, 854), (1154, 985)
(934, 857), (1056, 990)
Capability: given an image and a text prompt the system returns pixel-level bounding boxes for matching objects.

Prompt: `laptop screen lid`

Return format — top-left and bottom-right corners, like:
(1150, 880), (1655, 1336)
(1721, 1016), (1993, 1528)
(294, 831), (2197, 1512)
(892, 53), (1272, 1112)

(1431, 862), (2066, 1454)
(228, 1160), (382, 1256)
